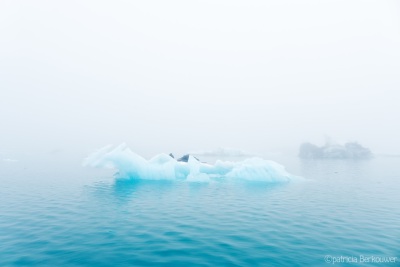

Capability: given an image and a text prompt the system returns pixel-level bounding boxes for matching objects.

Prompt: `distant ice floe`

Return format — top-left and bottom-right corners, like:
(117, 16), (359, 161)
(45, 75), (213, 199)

(190, 147), (257, 157)
(0, 151), (18, 163)
(299, 141), (372, 159)
(84, 144), (299, 183)
(2, 158), (18, 163)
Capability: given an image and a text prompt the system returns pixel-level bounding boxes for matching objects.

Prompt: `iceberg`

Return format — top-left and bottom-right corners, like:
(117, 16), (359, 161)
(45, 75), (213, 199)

(84, 144), (298, 183)
(299, 141), (372, 159)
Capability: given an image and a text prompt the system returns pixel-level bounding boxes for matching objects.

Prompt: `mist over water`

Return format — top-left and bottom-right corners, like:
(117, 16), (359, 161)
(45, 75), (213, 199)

(1, 0), (400, 157)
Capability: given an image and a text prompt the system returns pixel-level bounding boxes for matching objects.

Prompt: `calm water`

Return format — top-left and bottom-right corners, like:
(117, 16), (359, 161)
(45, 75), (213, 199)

(0, 155), (399, 266)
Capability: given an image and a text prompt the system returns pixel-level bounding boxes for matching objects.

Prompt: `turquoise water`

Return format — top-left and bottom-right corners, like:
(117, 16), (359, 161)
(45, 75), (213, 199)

(0, 156), (399, 266)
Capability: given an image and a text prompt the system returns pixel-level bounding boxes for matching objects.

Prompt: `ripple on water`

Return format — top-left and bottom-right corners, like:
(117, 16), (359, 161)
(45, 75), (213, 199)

(0, 158), (400, 266)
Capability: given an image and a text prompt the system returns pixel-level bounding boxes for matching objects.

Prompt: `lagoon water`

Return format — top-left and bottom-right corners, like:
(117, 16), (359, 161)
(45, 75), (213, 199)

(0, 155), (399, 266)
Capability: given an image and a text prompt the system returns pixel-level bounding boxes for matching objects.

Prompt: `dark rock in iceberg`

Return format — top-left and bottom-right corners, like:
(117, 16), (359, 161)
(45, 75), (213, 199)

(299, 142), (372, 159)
(177, 154), (200, 162)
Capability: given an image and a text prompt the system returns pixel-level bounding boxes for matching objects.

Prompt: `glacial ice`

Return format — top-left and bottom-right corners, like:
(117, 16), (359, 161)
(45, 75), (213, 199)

(84, 144), (298, 183)
(299, 141), (372, 159)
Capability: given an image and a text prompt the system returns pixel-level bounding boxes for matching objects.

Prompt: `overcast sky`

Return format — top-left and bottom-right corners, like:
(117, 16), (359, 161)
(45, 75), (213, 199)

(1, 0), (399, 157)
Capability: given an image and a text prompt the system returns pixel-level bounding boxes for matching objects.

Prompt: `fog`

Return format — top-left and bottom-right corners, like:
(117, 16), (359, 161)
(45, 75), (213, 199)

(1, 0), (399, 159)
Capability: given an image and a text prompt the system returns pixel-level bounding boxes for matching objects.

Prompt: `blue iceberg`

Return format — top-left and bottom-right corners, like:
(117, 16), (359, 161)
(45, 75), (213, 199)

(84, 144), (299, 183)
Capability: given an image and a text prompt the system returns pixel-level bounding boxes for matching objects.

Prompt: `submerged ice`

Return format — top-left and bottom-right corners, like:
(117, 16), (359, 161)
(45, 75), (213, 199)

(84, 144), (298, 183)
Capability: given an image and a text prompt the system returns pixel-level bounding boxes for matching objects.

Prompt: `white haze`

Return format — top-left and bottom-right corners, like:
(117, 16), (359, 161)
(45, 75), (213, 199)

(1, 0), (399, 159)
